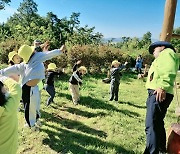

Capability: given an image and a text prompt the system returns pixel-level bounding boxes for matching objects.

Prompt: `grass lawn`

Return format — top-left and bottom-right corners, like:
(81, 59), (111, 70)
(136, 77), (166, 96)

(17, 72), (179, 154)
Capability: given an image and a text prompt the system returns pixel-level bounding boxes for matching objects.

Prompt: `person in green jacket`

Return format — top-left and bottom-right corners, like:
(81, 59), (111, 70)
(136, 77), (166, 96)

(0, 77), (22, 154)
(144, 41), (179, 154)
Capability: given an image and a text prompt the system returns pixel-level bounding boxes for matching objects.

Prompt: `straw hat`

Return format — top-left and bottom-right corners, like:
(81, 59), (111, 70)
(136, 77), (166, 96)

(78, 66), (87, 74)
(112, 60), (120, 66)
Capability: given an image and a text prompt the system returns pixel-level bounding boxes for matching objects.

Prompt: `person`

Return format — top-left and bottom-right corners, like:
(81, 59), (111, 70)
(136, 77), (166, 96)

(44, 63), (63, 106)
(144, 41), (179, 154)
(69, 60), (87, 105)
(0, 76), (22, 154)
(135, 55), (143, 74)
(109, 60), (128, 102)
(0, 44), (66, 130)
(138, 64), (149, 80)
(8, 51), (21, 82)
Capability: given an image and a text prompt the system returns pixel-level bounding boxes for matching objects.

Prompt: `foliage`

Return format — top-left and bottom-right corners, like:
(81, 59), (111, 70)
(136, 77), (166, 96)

(0, 0), (11, 10)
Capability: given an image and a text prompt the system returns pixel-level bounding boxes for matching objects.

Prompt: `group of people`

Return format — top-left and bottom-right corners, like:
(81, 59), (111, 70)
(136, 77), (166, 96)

(0, 40), (179, 154)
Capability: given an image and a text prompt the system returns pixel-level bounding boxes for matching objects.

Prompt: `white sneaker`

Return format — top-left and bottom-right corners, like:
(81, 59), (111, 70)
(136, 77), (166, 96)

(36, 120), (42, 127)
(31, 125), (39, 132)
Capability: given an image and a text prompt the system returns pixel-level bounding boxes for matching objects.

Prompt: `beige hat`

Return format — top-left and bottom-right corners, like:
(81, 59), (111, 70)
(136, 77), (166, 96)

(47, 63), (57, 70)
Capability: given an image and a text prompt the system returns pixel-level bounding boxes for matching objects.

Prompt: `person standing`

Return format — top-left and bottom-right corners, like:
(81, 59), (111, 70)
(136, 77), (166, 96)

(44, 63), (63, 106)
(144, 41), (179, 154)
(135, 55), (143, 74)
(109, 60), (128, 102)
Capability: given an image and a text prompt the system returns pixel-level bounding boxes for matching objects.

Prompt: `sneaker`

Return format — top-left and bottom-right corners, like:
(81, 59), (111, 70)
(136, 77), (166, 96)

(31, 125), (39, 132)
(36, 120), (42, 127)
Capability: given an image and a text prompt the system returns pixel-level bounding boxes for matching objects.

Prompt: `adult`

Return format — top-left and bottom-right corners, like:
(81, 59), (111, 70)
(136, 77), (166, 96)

(135, 55), (143, 74)
(144, 41), (179, 153)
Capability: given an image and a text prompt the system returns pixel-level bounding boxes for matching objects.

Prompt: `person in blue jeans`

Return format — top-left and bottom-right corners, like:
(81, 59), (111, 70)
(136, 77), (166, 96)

(44, 63), (63, 106)
(135, 55), (143, 74)
(109, 60), (128, 102)
(144, 41), (179, 154)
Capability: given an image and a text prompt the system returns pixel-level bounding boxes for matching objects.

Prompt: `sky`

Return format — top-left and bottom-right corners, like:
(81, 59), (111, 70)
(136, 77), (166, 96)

(0, 0), (180, 40)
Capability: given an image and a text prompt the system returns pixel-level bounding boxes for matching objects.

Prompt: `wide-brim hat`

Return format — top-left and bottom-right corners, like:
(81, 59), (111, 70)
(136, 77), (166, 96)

(78, 66), (87, 74)
(149, 41), (175, 54)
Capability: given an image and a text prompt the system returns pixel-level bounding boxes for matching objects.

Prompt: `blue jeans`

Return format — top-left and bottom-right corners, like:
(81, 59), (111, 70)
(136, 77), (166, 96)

(45, 85), (55, 106)
(144, 89), (173, 154)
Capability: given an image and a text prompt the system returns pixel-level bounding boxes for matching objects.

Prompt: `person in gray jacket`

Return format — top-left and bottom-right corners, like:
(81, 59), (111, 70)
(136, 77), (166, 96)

(109, 60), (128, 102)
(0, 44), (66, 130)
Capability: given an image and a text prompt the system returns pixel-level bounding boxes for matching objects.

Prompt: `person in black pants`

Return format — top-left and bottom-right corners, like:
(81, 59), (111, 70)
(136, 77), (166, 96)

(44, 63), (63, 106)
(144, 41), (179, 154)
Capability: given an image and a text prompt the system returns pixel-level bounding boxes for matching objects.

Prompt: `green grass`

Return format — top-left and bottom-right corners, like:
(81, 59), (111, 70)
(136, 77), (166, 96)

(17, 72), (179, 154)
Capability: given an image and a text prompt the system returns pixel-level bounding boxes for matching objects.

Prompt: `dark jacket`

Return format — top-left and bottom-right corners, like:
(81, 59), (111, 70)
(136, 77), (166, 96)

(110, 65), (125, 82)
(45, 70), (62, 86)
(69, 64), (82, 85)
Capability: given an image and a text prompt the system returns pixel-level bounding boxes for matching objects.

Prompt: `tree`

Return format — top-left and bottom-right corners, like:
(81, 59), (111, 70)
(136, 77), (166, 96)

(0, 0), (11, 10)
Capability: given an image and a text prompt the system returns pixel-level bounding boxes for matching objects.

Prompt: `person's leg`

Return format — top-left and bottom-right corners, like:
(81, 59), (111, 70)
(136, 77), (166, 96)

(109, 81), (115, 101)
(69, 83), (78, 104)
(144, 90), (173, 153)
(114, 83), (120, 101)
(144, 90), (159, 154)
(45, 85), (55, 106)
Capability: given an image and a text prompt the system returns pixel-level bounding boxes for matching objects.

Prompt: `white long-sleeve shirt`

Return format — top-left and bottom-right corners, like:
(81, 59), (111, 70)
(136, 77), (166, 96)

(0, 49), (62, 86)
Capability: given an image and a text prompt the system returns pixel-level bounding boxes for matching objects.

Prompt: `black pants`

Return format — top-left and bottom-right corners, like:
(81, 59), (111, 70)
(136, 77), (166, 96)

(110, 81), (120, 101)
(144, 89), (173, 154)
(45, 84), (55, 105)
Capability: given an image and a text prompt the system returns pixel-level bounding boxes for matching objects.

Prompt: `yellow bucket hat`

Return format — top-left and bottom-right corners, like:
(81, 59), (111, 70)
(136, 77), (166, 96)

(8, 51), (18, 62)
(78, 66), (87, 74)
(18, 45), (34, 63)
(47, 63), (57, 70)
(112, 60), (120, 66)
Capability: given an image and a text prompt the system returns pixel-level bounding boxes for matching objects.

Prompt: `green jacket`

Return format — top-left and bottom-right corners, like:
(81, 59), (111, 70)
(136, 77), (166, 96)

(0, 78), (22, 154)
(146, 48), (179, 94)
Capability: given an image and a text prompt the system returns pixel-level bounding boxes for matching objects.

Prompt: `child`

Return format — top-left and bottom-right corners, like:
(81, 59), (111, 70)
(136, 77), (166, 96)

(8, 51), (21, 82)
(109, 60), (128, 101)
(0, 76), (22, 154)
(0, 44), (66, 130)
(44, 63), (63, 106)
(137, 64), (149, 80)
(69, 60), (87, 105)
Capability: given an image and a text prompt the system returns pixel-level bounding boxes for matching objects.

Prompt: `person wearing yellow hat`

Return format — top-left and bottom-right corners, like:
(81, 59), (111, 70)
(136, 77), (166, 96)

(0, 44), (66, 130)
(69, 60), (87, 105)
(109, 60), (128, 102)
(44, 63), (63, 106)
(8, 51), (21, 65)
(8, 51), (21, 82)
(0, 76), (22, 154)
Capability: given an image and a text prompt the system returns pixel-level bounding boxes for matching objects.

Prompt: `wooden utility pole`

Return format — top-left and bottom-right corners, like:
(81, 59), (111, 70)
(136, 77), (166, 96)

(160, 0), (177, 42)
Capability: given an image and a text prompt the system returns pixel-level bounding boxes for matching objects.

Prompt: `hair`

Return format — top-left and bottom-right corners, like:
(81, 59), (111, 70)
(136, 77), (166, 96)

(0, 81), (7, 106)
(9, 60), (15, 65)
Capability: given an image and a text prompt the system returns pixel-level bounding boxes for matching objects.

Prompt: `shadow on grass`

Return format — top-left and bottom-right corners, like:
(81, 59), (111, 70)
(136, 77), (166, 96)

(120, 101), (146, 109)
(41, 111), (135, 154)
(55, 92), (140, 118)
(63, 106), (106, 118)
(41, 110), (107, 138)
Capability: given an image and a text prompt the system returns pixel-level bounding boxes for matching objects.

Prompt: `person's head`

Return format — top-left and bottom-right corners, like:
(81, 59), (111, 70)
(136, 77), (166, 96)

(18, 45), (34, 63)
(149, 41), (175, 58)
(0, 81), (7, 106)
(111, 60), (120, 68)
(47, 63), (57, 71)
(8, 51), (21, 65)
(78, 66), (87, 75)
(33, 40), (43, 52)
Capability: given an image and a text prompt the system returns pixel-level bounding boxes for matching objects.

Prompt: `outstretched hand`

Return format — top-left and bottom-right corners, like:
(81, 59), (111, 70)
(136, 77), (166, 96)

(124, 61), (128, 65)
(60, 45), (66, 53)
(76, 60), (82, 65)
